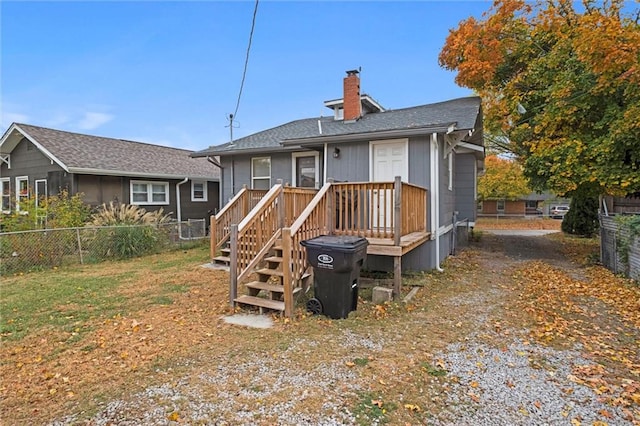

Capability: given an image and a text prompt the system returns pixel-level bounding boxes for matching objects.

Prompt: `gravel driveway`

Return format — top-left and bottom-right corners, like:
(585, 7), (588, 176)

(50, 233), (639, 426)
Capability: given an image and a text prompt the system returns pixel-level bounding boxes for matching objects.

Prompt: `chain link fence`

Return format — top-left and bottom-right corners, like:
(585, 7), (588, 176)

(0, 220), (206, 276)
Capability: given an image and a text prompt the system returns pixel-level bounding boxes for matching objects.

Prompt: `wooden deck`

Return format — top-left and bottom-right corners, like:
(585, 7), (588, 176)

(366, 231), (431, 256)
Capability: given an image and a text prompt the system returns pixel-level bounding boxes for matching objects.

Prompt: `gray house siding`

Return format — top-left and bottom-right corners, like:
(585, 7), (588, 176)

(0, 138), (62, 188)
(326, 141), (369, 182)
(221, 151), (320, 202)
(77, 175), (124, 205)
(454, 154), (477, 223)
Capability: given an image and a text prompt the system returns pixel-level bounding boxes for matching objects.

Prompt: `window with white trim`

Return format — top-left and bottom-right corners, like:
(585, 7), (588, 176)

(191, 181), (207, 202)
(251, 157), (271, 189)
(497, 199), (505, 212)
(1, 178), (10, 213)
(16, 176), (29, 211)
(130, 181), (169, 205)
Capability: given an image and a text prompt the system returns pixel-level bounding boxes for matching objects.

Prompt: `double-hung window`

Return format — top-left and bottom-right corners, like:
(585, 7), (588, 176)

(1, 178), (10, 213)
(16, 176), (28, 211)
(191, 181), (207, 202)
(130, 181), (169, 205)
(251, 157), (271, 190)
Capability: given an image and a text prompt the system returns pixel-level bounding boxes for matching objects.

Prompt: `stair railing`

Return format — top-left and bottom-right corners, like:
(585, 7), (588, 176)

(229, 183), (284, 306)
(209, 186), (268, 260)
(282, 182), (333, 316)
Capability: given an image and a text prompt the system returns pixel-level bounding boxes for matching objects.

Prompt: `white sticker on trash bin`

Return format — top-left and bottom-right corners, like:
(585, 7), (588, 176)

(318, 254), (334, 269)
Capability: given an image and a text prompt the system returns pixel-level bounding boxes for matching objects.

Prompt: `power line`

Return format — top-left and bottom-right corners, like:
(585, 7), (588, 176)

(231, 0), (259, 125)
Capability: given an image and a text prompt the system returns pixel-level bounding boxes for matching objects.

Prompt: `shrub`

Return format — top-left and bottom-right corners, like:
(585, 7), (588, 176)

(87, 203), (172, 260)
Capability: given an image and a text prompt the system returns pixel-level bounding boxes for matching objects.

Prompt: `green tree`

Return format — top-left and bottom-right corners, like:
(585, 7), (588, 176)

(478, 155), (531, 201)
(439, 0), (640, 233)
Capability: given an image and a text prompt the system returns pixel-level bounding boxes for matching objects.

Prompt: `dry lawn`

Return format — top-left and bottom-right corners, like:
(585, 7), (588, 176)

(1, 233), (639, 425)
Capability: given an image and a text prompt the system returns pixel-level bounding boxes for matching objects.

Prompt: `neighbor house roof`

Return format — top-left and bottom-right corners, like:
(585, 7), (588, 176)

(0, 123), (219, 181)
(191, 96), (482, 157)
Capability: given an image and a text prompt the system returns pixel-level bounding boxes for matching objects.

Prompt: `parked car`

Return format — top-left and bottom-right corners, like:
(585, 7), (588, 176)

(550, 205), (570, 219)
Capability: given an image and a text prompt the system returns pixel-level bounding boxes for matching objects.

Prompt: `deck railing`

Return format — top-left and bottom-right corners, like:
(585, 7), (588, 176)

(282, 182), (333, 316)
(209, 186), (268, 259)
(221, 178), (428, 316)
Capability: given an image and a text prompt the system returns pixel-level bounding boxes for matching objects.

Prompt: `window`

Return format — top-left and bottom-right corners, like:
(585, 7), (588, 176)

(16, 176), (28, 211)
(497, 199), (505, 212)
(1, 178), (10, 213)
(130, 181), (169, 205)
(191, 181), (207, 202)
(477, 200), (483, 212)
(251, 157), (271, 189)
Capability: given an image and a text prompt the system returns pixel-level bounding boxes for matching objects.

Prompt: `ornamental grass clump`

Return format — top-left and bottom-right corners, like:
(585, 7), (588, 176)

(89, 202), (171, 226)
(87, 203), (173, 260)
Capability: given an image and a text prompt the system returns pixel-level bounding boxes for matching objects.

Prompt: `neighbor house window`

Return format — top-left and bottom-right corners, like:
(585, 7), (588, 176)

(1, 178), (10, 213)
(497, 199), (505, 212)
(16, 176), (28, 211)
(251, 157), (271, 189)
(191, 181), (207, 202)
(477, 200), (483, 212)
(130, 180), (169, 205)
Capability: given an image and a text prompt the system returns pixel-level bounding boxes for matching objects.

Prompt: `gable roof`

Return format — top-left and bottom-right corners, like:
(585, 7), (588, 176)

(192, 96), (482, 157)
(0, 123), (219, 181)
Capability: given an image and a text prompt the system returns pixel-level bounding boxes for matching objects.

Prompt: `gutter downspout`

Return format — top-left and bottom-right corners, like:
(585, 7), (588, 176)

(431, 133), (444, 272)
(176, 178), (189, 239)
(323, 143), (328, 183)
(207, 156), (223, 214)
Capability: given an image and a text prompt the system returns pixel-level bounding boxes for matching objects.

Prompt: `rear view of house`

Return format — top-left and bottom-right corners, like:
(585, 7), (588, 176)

(0, 124), (220, 221)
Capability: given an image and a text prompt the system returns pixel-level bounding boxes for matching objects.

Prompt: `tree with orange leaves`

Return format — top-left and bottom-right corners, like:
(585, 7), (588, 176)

(478, 155), (531, 201)
(439, 0), (640, 200)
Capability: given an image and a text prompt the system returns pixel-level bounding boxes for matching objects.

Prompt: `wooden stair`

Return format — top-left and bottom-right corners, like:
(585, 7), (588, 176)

(234, 240), (310, 314)
(212, 244), (231, 268)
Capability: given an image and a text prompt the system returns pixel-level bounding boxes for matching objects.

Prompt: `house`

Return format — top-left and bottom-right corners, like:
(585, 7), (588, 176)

(479, 192), (571, 217)
(191, 70), (484, 315)
(0, 123), (220, 222)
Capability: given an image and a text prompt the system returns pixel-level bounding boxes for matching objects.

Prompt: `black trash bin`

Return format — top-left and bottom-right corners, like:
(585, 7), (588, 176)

(301, 235), (368, 319)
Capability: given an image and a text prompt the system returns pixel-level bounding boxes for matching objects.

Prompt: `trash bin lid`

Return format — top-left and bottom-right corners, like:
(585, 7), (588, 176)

(301, 235), (369, 250)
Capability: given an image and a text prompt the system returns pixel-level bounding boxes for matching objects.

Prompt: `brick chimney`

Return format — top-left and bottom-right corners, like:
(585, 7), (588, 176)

(343, 69), (361, 121)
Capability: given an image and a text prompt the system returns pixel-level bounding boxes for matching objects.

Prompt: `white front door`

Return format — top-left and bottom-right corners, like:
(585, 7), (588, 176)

(370, 139), (408, 228)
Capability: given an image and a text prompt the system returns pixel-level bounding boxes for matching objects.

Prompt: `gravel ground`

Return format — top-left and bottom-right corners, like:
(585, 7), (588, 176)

(47, 233), (638, 425)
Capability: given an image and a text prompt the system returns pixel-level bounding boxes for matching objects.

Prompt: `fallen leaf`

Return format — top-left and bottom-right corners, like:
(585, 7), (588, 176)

(167, 411), (179, 421)
(404, 403), (421, 412)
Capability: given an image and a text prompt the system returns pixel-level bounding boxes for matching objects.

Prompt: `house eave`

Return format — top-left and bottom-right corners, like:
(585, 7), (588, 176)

(282, 125), (456, 146)
(192, 145), (306, 158)
(67, 167), (218, 181)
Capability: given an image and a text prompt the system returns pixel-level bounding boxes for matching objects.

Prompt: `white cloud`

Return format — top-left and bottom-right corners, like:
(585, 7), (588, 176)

(77, 112), (114, 130)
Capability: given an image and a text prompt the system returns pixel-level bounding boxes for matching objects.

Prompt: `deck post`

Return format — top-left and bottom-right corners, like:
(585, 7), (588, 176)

(394, 176), (402, 246)
(210, 214), (217, 261)
(229, 224), (238, 308)
(277, 179), (284, 228)
(393, 255), (402, 300)
(282, 227), (294, 318)
(327, 178), (335, 234)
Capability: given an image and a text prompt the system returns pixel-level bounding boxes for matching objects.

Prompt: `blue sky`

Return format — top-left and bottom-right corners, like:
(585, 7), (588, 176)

(1, 1), (491, 151)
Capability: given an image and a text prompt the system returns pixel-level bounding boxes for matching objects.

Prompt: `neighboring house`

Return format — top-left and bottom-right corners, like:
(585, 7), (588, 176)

(192, 70), (484, 272)
(478, 192), (570, 217)
(0, 123), (220, 221)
